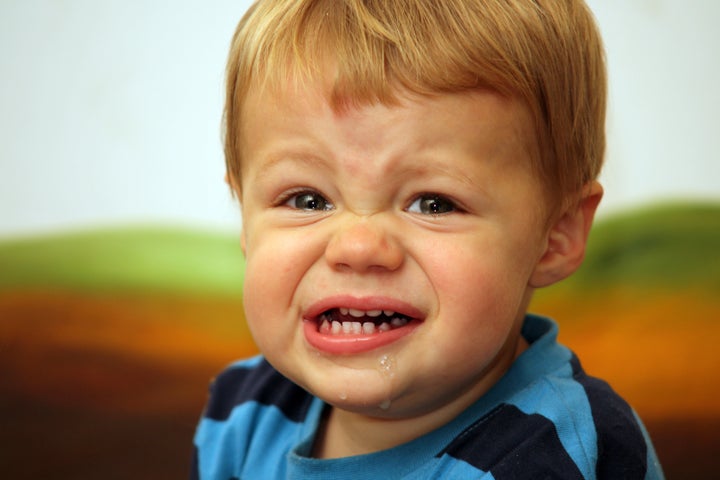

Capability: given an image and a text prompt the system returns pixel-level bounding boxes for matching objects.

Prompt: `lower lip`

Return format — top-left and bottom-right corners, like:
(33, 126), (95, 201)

(303, 319), (420, 355)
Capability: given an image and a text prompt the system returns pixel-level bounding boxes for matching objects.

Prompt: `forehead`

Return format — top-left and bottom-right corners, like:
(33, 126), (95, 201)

(239, 79), (538, 157)
(236, 81), (547, 217)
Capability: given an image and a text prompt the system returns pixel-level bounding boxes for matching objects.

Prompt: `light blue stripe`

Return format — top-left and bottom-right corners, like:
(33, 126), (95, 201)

(508, 359), (598, 478)
(634, 410), (666, 480)
(195, 400), (307, 479)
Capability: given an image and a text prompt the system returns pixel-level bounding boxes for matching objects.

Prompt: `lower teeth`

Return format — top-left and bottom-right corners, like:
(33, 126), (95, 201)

(320, 317), (408, 335)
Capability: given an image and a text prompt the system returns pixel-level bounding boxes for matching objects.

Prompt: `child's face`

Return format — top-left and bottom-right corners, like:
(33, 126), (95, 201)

(238, 83), (552, 420)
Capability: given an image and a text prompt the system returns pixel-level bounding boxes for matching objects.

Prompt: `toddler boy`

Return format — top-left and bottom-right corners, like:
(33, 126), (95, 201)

(193, 1), (664, 478)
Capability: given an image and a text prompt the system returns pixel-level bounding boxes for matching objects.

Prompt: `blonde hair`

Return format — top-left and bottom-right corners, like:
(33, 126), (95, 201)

(224, 0), (606, 213)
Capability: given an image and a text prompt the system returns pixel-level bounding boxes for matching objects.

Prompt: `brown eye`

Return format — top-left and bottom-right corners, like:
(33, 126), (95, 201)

(408, 195), (456, 215)
(286, 191), (333, 211)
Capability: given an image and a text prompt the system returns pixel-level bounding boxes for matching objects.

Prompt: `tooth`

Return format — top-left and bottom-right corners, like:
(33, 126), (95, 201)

(391, 317), (408, 327)
(362, 322), (376, 334)
(366, 310), (382, 317)
(383, 310), (395, 317)
(351, 322), (362, 334)
(339, 308), (349, 316)
(378, 322), (391, 332)
(348, 309), (365, 318)
(320, 319), (330, 333)
(331, 321), (342, 335)
(342, 322), (353, 333)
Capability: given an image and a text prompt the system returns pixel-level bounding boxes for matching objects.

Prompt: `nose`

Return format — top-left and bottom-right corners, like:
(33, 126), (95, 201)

(325, 218), (404, 273)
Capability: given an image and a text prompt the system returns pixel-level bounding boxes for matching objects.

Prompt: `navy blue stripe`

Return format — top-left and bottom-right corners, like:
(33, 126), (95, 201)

(439, 403), (583, 479)
(203, 359), (313, 423)
(189, 446), (199, 480)
(570, 354), (648, 479)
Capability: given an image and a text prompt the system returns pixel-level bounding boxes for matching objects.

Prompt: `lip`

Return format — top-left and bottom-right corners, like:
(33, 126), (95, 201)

(303, 295), (424, 355)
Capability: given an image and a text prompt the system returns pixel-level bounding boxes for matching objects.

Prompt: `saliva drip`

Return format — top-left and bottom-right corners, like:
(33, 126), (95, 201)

(378, 354), (396, 410)
(379, 354), (396, 379)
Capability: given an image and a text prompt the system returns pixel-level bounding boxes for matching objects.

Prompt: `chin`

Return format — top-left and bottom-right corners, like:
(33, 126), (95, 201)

(301, 363), (400, 412)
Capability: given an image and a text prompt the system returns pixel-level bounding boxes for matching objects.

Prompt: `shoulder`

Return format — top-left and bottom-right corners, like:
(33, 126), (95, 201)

(524, 316), (658, 477)
(193, 357), (318, 479)
(438, 400), (588, 479)
(568, 354), (657, 479)
(202, 355), (314, 423)
(438, 317), (660, 479)
(439, 356), (656, 480)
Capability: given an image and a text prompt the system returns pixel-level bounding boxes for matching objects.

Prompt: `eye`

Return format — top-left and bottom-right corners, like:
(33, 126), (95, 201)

(284, 191), (334, 211)
(407, 194), (457, 215)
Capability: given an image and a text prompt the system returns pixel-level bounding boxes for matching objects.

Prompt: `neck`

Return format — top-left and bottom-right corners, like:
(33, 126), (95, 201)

(313, 403), (445, 459)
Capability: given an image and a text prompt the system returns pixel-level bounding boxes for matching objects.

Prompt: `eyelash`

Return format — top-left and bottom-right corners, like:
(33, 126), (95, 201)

(277, 189), (334, 211)
(406, 194), (459, 216)
(275, 189), (461, 216)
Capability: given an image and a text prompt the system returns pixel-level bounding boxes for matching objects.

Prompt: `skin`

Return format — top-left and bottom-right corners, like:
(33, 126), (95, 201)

(235, 82), (602, 459)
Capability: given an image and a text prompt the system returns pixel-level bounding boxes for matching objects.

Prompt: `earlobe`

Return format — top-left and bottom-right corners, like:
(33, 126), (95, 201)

(225, 172), (243, 199)
(240, 230), (247, 257)
(529, 182), (603, 288)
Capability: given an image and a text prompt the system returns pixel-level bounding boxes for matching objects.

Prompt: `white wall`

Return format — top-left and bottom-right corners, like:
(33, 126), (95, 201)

(587, 0), (720, 213)
(0, 1), (253, 235)
(1, 0), (718, 236)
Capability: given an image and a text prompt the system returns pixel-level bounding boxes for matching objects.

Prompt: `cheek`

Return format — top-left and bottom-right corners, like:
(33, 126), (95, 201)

(422, 235), (538, 320)
(241, 228), (328, 348)
(242, 257), (280, 352)
(241, 238), (300, 344)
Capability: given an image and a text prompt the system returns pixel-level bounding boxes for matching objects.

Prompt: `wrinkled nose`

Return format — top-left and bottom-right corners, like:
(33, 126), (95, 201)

(325, 219), (404, 273)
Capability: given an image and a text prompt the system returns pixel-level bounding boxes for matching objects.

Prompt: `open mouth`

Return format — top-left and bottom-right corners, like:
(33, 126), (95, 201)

(303, 298), (423, 354)
(317, 308), (413, 335)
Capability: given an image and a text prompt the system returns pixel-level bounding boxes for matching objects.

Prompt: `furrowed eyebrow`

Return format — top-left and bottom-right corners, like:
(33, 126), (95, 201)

(250, 151), (330, 182)
(401, 163), (476, 188)
(249, 149), (481, 191)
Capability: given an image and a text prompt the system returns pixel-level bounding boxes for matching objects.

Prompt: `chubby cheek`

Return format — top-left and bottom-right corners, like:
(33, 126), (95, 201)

(421, 239), (535, 348)
(241, 230), (311, 357)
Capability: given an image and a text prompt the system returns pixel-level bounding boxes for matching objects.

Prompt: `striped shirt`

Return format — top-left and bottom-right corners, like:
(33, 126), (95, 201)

(192, 315), (664, 479)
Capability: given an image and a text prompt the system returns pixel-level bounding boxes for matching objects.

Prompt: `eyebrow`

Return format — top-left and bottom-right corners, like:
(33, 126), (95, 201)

(250, 148), (481, 190)
(250, 150), (331, 181)
(398, 162), (476, 188)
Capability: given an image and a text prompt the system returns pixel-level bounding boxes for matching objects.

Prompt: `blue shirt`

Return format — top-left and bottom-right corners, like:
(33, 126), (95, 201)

(192, 315), (664, 479)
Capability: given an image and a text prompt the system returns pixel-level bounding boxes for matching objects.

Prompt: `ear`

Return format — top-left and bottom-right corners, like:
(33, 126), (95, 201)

(225, 173), (245, 256)
(529, 182), (603, 288)
(225, 172), (243, 200)
(226, 172), (246, 256)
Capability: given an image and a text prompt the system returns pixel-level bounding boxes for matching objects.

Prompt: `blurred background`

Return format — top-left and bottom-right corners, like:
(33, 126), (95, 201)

(1, 1), (718, 478)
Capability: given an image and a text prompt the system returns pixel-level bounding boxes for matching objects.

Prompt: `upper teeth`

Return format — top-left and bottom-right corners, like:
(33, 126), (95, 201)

(320, 317), (408, 336)
(340, 308), (396, 317)
(319, 308), (409, 336)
